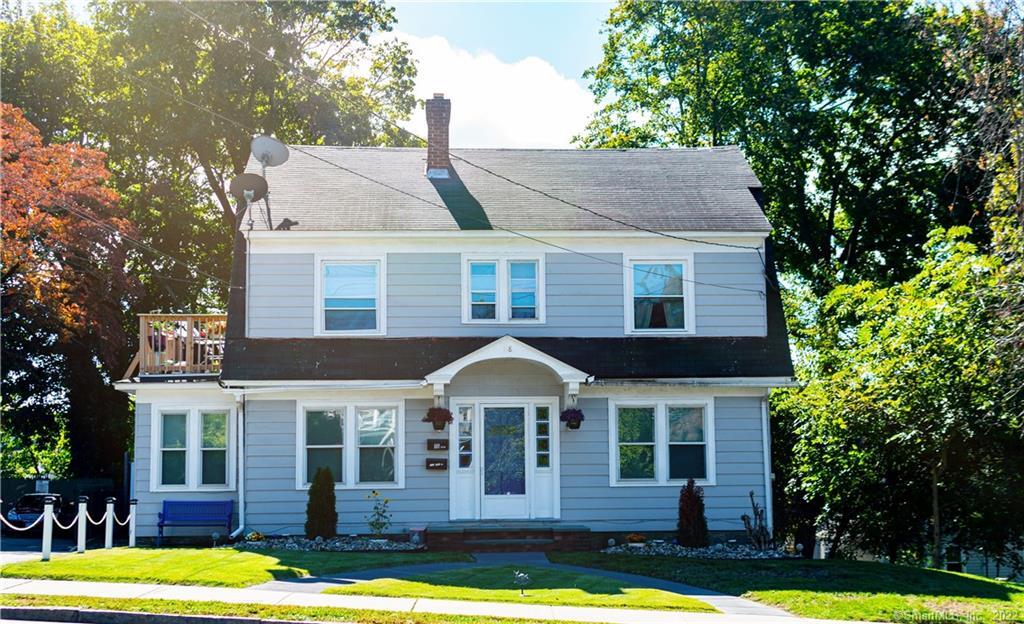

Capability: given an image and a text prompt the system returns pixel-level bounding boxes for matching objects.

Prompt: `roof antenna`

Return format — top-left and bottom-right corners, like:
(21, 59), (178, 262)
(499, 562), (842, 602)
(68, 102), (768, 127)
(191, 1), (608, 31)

(250, 135), (289, 230)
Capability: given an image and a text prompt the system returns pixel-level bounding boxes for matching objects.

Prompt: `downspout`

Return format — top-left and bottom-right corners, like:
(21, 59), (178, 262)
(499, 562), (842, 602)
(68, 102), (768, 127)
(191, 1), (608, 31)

(760, 395), (774, 536)
(229, 393), (246, 539)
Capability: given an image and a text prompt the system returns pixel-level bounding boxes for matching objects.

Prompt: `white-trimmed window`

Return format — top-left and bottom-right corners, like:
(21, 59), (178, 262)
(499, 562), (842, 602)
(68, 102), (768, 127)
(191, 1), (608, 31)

(462, 255), (544, 323)
(317, 258), (385, 335)
(152, 407), (235, 491)
(609, 400), (715, 486)
(624, 257), (695, 334)
(296, 403), (404, 489)
(200, 411), (229, 486)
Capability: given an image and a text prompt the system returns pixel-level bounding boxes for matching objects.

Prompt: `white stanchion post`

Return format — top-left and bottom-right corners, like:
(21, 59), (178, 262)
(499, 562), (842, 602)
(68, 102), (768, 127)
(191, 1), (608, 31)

(41, 497), (54, 562)
(76, 496), (88, 553)
(128, 499), (137, 548)
(104, 497), (115, 549)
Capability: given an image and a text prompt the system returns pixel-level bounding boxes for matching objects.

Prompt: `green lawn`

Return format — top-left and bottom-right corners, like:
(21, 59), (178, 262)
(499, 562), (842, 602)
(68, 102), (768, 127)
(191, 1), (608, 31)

(0, 547), (472, 588)
(0, 594), (575, 624)
(325, 564), (716, 612)
(549, 552), (1024, 623)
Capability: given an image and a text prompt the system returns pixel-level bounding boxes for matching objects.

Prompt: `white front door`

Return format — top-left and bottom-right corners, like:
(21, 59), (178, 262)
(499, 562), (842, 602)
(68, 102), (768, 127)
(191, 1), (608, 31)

(449, 398), (559, 520)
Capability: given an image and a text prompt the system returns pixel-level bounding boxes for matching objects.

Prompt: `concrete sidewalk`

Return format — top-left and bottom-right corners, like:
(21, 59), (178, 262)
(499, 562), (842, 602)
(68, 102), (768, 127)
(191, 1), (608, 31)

(1, 576), (859, 624)
(250, 551), (790, 618)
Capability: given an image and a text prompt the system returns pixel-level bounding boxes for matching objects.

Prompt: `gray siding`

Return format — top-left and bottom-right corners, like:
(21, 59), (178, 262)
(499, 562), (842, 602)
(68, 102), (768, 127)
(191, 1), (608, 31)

(244, 398), (448, 534)
(134, 392), (770, 536)
(387, 252), (624, 337)
(693, 252), (766, 337)
(248, 253), (314, 338)
(246, 251), (766, 338)
(560, 396), (767, 532)
(133, 403), (238, 538)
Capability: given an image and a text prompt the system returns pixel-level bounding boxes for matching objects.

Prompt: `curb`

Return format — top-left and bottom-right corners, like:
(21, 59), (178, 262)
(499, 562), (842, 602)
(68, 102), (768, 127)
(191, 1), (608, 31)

(0, 606), (352, 624)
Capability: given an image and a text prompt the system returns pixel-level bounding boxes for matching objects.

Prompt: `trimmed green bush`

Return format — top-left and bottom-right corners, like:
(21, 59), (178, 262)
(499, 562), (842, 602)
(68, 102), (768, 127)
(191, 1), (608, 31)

(305, 466), (338, 539)
(677, 478), (709, 547)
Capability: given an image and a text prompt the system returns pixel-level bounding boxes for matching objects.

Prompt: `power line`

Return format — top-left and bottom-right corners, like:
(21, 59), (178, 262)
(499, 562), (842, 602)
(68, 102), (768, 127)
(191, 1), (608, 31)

(58, 200), (239, 291)
(122, 70), (765, 297)
(171, 0), (772, 258)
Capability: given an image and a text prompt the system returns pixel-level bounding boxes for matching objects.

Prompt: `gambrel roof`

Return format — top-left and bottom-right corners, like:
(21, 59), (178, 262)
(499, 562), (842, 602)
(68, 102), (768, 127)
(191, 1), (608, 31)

(247, 145), (769, 232)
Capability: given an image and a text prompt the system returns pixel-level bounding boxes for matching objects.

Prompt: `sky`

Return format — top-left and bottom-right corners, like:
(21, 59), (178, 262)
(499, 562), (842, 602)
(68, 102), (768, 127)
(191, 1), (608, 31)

(389, 2), (613, 147)
(52, 0), (612, 148)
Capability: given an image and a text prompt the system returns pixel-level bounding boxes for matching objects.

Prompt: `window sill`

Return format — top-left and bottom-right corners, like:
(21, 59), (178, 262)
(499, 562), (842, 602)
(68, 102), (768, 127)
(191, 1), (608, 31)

(460, 319), (546, 326)
(609, 479), (716, 488)
(625, 329), (696, 337)
(295, 483), (405, 491)
(151, 485), (236, 493)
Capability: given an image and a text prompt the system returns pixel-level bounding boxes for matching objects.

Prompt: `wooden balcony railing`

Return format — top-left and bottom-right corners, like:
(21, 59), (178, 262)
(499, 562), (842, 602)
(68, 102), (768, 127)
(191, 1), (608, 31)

(134, 314), (227, 376)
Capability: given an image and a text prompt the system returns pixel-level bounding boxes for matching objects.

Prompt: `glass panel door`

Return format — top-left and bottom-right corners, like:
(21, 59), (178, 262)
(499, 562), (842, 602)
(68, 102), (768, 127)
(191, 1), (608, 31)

(483, 407), (526, 496)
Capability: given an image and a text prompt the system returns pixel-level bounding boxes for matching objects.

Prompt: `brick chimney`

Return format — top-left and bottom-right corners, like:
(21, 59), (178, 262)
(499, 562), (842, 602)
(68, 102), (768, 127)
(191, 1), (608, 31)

(425, 93), (451, 178)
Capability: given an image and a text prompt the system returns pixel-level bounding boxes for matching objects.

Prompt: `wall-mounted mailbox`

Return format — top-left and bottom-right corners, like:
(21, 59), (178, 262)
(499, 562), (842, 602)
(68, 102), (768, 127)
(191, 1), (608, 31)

(427, 438), (449, 451)
(425, 458), (448, 471)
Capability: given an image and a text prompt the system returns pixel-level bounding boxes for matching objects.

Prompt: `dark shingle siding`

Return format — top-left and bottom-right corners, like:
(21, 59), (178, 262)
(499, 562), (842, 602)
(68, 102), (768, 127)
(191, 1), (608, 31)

(249, 146), (769, 232)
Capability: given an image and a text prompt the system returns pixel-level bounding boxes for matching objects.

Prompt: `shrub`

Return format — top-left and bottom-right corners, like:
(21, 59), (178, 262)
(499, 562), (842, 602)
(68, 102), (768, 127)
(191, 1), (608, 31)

(677, 478), (709, 547)
(305, 466), (338, 539)
(625, 532), (647, 543)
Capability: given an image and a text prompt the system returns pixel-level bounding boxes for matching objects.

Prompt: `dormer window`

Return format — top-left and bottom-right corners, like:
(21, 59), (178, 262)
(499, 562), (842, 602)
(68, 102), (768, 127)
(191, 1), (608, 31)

(316, 257), (386, 336)
(462, 255), (545, 324)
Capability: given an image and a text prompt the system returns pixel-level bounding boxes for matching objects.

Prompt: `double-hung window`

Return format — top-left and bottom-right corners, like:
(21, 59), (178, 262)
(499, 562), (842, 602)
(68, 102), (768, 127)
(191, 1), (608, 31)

(153, 407), (234, 491)
(462, 256), (544, 323)
(298, 403), (403, 489)
(626, 258), (694, 334)
(319, 259), (384, 335)
(304, 409), (344, 484)
(357, 407), (397, 483)
(610, 400), (715, 485)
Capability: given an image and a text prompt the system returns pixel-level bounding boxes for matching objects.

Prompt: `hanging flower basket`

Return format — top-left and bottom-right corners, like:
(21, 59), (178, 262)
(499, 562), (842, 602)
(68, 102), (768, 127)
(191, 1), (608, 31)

(560, 408), (585, 430)
(423, 407), (453, 431)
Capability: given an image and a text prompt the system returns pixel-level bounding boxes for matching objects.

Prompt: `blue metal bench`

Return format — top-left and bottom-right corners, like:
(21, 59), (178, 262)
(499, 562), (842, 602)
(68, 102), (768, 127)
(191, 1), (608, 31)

(157, 500), (233, 545)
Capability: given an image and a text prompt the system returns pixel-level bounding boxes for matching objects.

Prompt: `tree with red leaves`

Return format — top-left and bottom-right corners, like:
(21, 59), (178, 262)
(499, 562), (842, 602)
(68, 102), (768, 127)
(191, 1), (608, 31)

(1, 102), (139, 477)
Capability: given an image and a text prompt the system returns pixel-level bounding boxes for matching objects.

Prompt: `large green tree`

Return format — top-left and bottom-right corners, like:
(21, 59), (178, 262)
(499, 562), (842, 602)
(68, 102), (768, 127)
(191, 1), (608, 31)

(777, 228), (1023, 568)
(579, 0), (997, 292)
(0, 0), (418, 478)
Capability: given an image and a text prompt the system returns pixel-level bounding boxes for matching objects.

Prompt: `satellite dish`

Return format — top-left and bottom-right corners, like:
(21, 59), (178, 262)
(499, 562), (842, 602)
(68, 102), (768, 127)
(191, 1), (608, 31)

(229, 173), (268, 205)
(251, 135), (289, 167)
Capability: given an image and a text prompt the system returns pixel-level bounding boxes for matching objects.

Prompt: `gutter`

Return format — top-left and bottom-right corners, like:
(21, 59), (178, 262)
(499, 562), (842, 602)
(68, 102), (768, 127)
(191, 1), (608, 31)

(228, 391), (247, 540)
(761, 395), (774, 536)
(588, 376), (798, 388)
(220, 380), (427, 396)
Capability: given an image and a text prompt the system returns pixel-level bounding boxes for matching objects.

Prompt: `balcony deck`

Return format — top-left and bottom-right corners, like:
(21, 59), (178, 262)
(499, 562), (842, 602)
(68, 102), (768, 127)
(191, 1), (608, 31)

(130, 314), (227, 377)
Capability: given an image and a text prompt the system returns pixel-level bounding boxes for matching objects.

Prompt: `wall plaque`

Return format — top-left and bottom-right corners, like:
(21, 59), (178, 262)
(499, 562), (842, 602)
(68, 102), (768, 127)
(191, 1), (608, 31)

(425, 457), (448, 471)
(427, 438), (449, 451)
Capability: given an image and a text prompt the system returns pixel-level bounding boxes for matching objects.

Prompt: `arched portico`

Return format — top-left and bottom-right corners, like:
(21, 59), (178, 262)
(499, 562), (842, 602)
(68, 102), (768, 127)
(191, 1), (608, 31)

(423, 336), (592, 406)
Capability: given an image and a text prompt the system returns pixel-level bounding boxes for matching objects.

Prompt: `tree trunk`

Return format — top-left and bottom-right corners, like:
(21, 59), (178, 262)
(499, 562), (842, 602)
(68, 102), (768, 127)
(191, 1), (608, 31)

(930, 453), (946, 569)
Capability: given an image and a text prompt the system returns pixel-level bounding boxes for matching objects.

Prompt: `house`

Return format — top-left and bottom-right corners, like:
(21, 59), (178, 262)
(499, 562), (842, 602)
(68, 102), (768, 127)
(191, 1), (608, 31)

(116, 94), (793, 547)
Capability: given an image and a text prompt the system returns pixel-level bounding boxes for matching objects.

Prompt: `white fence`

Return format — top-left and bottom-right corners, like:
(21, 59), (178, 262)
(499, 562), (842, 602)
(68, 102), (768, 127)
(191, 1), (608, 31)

(0, 496), (136, 561)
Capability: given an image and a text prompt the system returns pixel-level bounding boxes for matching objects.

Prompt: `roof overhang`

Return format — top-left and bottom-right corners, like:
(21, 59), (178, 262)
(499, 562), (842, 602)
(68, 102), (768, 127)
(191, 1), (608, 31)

(424, 335), (592, 387)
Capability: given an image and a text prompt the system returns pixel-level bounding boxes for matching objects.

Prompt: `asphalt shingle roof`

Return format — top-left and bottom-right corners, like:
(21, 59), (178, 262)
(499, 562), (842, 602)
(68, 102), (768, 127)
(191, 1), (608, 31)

(248, 146), (769, 232)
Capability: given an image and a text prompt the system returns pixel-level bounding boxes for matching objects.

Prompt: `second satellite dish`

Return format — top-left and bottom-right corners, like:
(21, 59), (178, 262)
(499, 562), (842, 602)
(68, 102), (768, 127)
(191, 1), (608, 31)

(229, 173), (268, 205)
(251, 135), (289, 168)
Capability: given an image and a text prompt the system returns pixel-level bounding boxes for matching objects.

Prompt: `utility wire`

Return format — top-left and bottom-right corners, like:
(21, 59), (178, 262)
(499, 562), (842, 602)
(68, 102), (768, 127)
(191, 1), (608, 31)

(123, 71), (765, 297)
(58, 199), (239, 291)
(171, 0), (773, 259)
